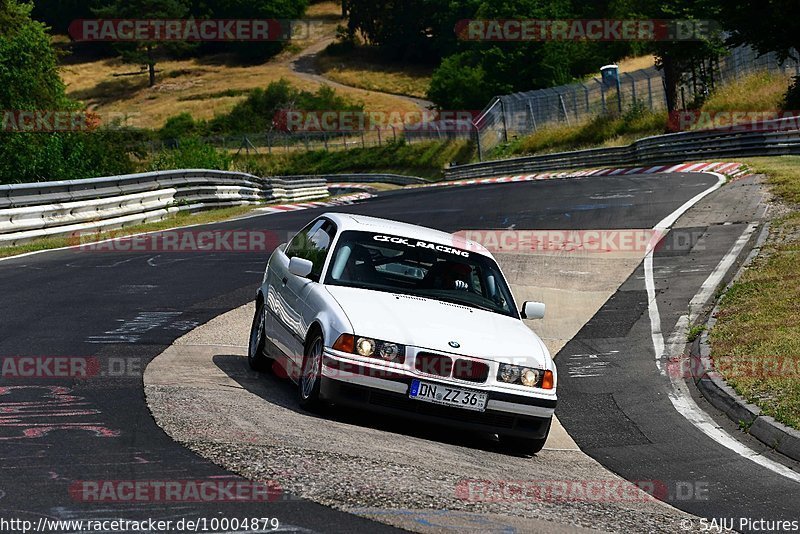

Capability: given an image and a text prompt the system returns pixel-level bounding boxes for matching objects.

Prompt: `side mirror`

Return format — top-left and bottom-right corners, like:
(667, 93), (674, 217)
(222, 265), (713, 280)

(521, 301), (546, 320)
(288, 257), (314, 278)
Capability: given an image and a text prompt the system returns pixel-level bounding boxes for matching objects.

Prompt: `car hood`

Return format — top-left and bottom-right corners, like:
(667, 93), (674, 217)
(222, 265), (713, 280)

(325, 285), (551, 368)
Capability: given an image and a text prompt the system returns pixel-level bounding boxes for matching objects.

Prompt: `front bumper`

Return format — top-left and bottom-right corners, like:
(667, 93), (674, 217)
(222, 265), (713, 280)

(320, 351), (556, 439)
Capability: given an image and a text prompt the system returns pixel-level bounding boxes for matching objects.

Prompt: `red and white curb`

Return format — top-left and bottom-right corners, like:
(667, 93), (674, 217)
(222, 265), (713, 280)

(256, 193), (375, 215)
(424, 162), (750, 189)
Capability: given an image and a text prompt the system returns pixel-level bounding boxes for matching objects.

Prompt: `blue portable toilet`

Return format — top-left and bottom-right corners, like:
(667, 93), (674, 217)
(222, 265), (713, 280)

(601, 64), (619, 87)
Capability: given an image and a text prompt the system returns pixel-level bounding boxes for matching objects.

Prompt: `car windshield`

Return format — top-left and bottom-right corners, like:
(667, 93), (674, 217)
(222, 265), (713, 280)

(324, 230), (518, 318)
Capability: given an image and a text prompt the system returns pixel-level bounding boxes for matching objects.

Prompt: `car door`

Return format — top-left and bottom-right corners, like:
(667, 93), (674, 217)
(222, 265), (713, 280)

(266, 218), (335, 374)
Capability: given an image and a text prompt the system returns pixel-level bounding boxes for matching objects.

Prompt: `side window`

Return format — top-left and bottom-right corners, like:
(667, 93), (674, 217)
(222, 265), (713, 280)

(285, 219), (336, 282)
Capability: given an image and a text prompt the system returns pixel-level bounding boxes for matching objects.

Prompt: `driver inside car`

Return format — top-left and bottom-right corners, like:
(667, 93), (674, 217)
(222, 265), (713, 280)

(423, 261), (473, 291)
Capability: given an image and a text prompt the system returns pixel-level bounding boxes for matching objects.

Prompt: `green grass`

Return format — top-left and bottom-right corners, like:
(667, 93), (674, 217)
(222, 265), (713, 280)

(236, 140), (476, 180)
(737, 156), (800, 204)
(687, 325), (707, 342)
(709, 155), (800, 431)
(495, 70), (793, 159)
(0, 204), (260, 259)
(493, 108), (668, 158)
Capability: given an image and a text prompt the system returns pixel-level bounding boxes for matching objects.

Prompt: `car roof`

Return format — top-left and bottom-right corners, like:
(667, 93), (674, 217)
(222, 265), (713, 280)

(321, 212), (493, 258)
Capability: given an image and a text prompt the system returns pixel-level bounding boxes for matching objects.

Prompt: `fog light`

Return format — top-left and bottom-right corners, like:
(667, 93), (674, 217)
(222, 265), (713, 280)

(520, 368), (540, 387)
(356, 337), (376, 357)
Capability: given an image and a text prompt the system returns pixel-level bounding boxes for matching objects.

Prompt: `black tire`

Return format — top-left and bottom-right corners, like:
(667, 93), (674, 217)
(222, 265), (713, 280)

(502, 435), (548, 456)
(502, 418), (551, 456)
(248, 298), (273, 372)
(298, 331), (326, 412)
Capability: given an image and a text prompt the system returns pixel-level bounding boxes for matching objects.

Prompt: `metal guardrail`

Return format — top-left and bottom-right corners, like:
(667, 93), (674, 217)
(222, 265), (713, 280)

(0, 170), (329, 246)
(444, 116), (800, 180)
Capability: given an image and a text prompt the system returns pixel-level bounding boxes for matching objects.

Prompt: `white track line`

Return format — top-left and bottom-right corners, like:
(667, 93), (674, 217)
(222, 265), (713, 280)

(645, 172), (800, 483)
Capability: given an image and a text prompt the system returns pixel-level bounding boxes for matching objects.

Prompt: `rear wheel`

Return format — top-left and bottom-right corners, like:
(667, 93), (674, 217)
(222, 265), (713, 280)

(298, 331), (326, 412)
(248, 299), (273, 372)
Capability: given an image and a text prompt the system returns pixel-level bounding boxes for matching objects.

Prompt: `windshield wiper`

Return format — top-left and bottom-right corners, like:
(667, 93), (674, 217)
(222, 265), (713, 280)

(435, 296), (494, 313)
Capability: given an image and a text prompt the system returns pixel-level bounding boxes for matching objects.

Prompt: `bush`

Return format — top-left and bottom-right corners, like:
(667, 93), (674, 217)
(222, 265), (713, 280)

(0, 130), (138, 183)
(148, 138), (232, 171)
(157, 80), (364, 140)
(159, 112), (201, 140)
(427, 52), (511, 110)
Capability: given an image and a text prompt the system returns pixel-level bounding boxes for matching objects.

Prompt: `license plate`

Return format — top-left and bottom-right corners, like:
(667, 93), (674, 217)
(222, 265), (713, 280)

(409, 379), (488, 412)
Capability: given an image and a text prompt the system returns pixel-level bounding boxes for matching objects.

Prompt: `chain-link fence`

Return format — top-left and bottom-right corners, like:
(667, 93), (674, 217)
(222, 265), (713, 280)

(147, 120), (476, 156)
(147, 45), (799, 159)
(473, 45), (800, 159)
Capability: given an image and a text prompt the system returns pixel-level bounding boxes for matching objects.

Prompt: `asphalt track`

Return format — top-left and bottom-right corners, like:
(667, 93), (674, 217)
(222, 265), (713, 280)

(0, 172), (797, 532)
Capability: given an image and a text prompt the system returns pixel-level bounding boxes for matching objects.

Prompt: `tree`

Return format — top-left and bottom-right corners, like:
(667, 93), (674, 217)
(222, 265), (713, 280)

(614, 0), (725, 112)
(0, 0), (136, 183)
(93, 0), (191, 87)
(716, 0), (800, 107)
(207, 0), (308, 62)
(717, 0), (799, 62)
(0, 0), (69, 110)
(30, 0), (104, 34)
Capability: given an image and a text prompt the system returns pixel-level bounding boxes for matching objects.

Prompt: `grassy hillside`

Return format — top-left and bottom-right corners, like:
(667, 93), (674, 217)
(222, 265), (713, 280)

(236, 140), (475, 179)
(58, 2), (421, 130)
(492, 71), (794, 159)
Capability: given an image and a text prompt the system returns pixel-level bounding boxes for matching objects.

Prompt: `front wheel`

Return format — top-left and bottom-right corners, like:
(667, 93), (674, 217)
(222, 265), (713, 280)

(502, 435), (548, 456)
(248, 299), (273, 372)
(298, 332), (326, 412)
(502, 418), (551, 456)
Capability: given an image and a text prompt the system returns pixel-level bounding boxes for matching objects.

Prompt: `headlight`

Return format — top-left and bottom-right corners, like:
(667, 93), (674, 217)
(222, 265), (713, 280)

(520, 368), (540, 387)
(333, 334), (406, 364)
(498, 363), (521, 383)
(378, 342), (400, 361)
(356, 337), (376, 357)
(498, 363), (552, 389)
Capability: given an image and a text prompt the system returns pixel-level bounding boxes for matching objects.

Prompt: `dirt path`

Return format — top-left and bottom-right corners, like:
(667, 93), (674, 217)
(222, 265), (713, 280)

(283, 35), (434, 111)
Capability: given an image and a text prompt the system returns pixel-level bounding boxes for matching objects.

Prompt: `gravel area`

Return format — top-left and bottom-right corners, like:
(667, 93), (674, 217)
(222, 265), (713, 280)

(145, 304), (695, 534)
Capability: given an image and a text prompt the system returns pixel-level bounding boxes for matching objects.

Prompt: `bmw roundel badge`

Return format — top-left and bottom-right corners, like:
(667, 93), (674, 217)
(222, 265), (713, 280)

(449, 341), (460, 349)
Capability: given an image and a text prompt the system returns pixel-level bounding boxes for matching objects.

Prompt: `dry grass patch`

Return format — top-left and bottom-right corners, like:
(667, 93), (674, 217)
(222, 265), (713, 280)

(316, 48), (433, 99)
(61, 56), (421, 129)
(702, 70), (791, 113)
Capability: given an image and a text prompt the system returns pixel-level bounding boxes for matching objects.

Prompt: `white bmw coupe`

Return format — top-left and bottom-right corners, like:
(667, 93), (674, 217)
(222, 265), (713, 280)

(248, 213), (557, 454)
